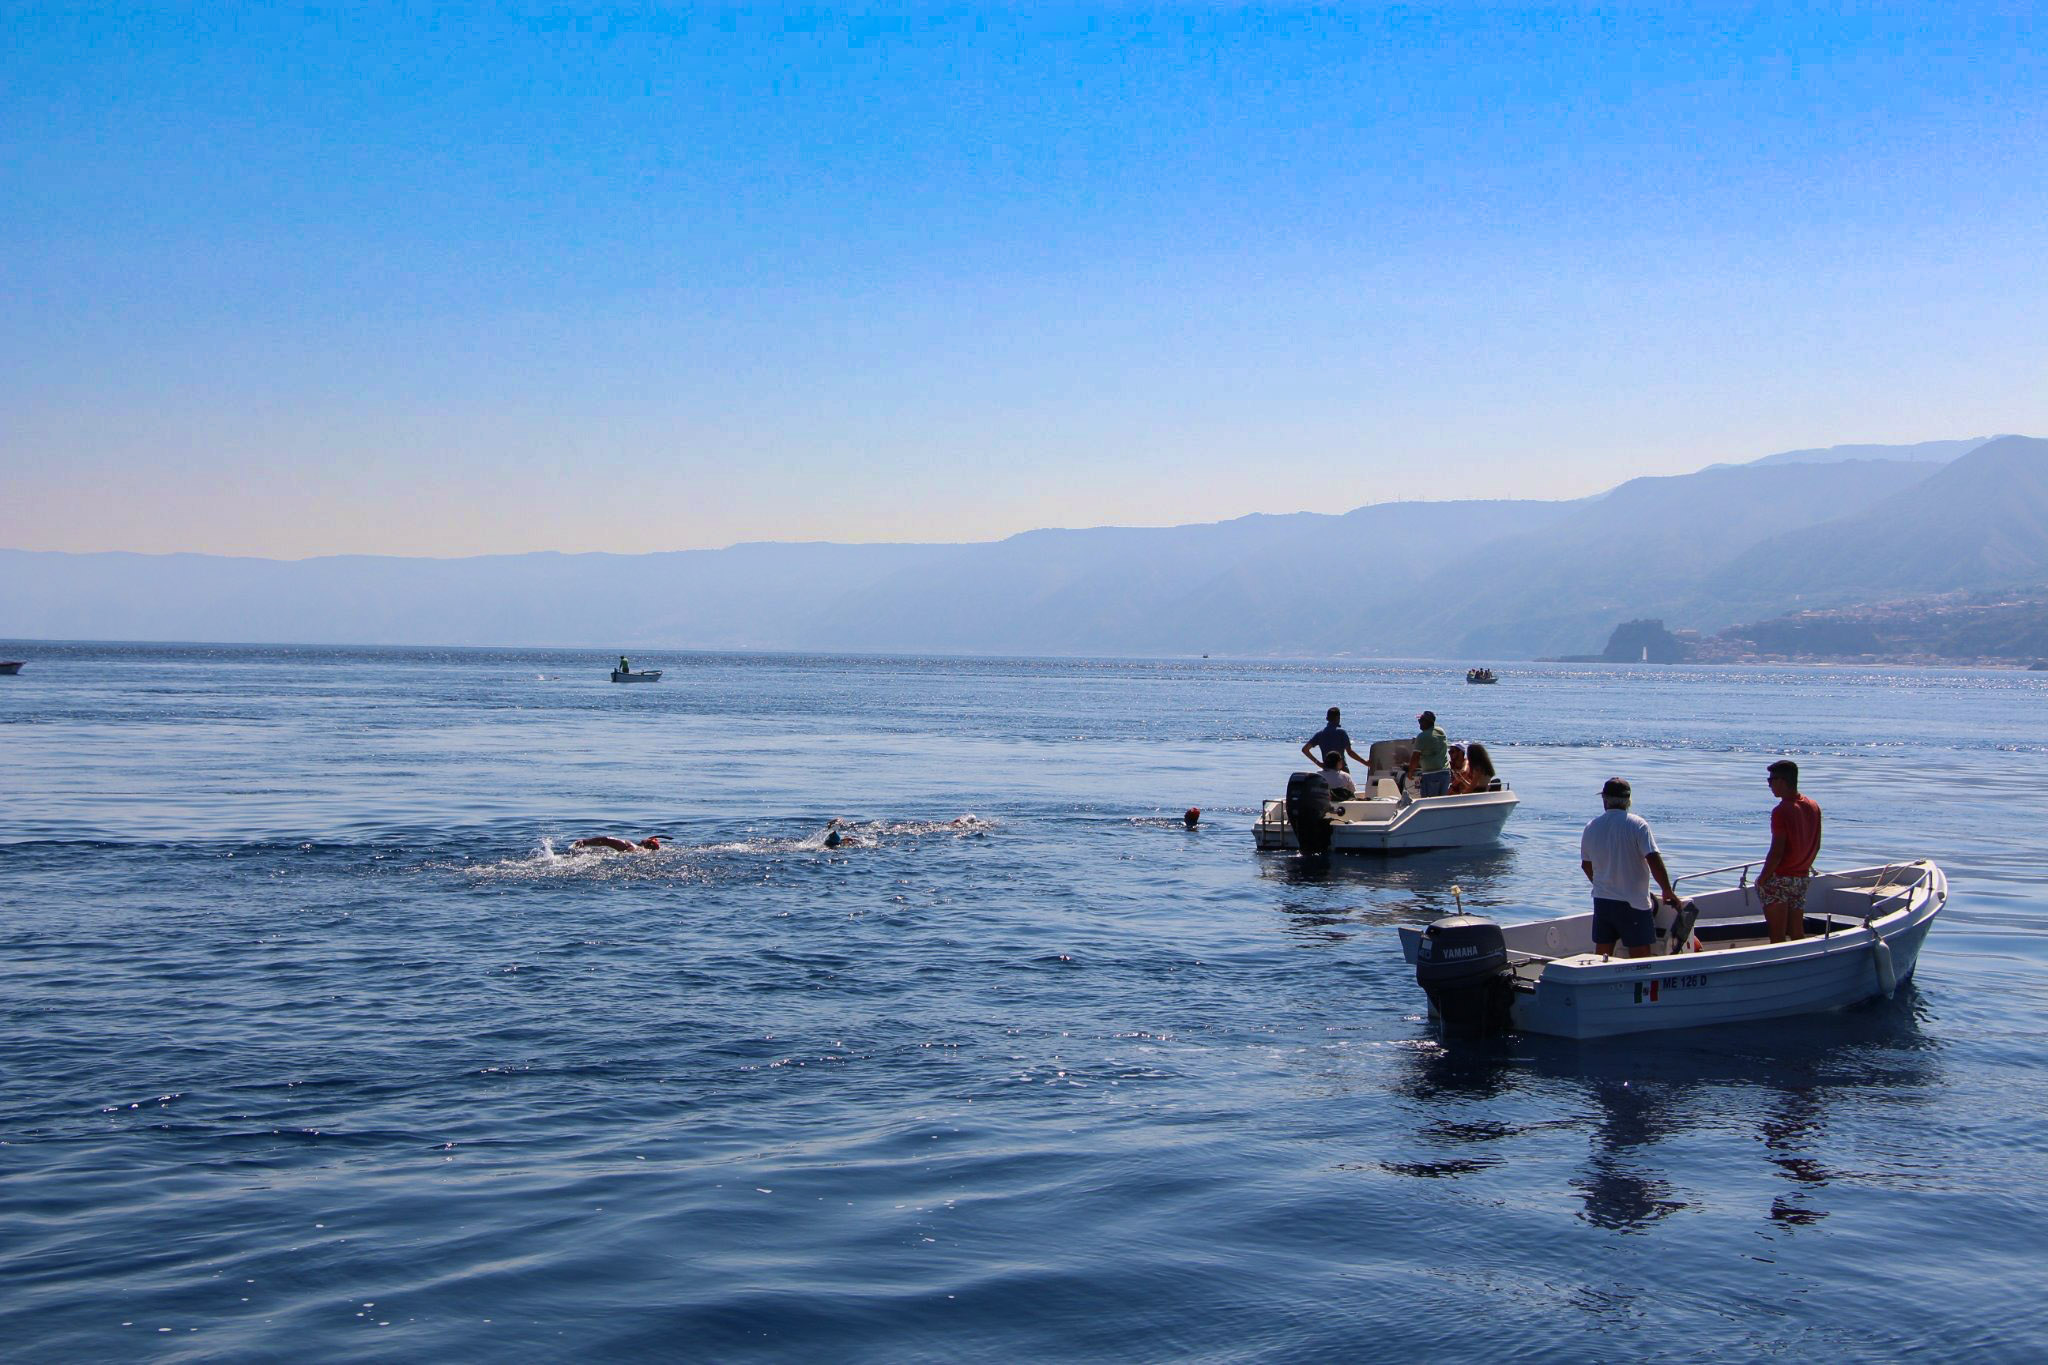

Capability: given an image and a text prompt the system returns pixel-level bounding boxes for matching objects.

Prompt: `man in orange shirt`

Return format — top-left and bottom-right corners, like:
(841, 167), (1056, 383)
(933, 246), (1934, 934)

(1759, 760), (1823, 942)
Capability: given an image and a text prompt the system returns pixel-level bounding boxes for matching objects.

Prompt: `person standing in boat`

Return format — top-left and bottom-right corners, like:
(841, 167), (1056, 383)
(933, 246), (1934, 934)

(1758, 759), (1823, 942)
(1406, 711), (1453, 796)
(1300, 707), (1368, 773)
(618, 655), (631, 674)
(1580, 777), (1682, 959)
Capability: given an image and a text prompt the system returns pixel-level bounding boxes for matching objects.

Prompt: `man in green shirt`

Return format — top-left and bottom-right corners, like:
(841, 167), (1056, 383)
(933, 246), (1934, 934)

(1407, 710), (1452, 797)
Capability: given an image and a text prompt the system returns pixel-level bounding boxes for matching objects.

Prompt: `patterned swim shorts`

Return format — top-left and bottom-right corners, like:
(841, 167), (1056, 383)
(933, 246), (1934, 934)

(1758, 874), (1810, 910)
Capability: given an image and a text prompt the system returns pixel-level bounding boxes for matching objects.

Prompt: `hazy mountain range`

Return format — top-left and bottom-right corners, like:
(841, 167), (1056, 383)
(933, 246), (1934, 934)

(4, 435), (2042, 658)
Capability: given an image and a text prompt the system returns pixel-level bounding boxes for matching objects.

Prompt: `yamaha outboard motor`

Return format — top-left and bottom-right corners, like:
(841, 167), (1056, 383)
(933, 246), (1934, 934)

(1415, 914), (1512, 1037)
(1284, 771), (1335, 854)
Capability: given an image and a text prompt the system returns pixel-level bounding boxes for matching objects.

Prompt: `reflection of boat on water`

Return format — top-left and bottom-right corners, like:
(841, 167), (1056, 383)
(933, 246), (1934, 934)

(1401, 860), (1946, 1039)
(1254, 739), (1516, 853)
(610, 669), (663, 683)
(1465, 667), (1497, 684)
(1390, 996), (1941, 1231)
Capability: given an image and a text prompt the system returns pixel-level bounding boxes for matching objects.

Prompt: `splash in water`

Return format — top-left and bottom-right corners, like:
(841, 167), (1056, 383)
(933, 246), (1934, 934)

(452, 817), (991, 882)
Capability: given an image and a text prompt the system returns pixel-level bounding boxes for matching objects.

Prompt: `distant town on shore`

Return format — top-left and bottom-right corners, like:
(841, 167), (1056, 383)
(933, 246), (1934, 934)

(1549, 595), (2048, 669)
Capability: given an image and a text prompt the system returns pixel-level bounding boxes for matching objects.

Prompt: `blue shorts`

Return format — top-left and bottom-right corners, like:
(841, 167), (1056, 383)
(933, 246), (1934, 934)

(1592, 897), (1654, 949)
(1418, 769), (1452, 797)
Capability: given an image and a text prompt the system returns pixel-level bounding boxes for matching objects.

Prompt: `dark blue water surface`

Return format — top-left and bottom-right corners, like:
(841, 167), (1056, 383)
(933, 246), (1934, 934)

(3, 643), (2044, 1360)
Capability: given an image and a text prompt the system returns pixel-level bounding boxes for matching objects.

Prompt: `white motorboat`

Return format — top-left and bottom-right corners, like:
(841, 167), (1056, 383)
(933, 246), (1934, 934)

(610, 669), (663, 683)
(1254, 738), (1517, 853)
(1399, 859), (1947, 1039)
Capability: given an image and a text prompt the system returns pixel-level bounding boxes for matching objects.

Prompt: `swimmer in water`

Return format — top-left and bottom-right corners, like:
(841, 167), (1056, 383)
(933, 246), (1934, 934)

(823, 815), (977, 849)
(569, 835), (663, 854)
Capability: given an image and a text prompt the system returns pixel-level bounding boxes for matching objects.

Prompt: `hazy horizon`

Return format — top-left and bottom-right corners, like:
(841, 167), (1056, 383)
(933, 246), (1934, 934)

(2, 434), (2008, 563)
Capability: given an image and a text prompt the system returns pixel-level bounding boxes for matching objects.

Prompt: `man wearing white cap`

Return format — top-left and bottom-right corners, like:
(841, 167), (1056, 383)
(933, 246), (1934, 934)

(1580, 777), (1681, 958)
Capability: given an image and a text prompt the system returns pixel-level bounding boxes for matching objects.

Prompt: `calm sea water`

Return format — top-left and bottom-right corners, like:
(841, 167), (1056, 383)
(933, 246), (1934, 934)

(2, 643), (2044, 1361)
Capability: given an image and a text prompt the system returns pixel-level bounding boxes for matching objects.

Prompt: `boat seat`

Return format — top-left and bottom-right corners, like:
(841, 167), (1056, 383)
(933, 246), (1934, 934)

(1824, 885), (1913, 917)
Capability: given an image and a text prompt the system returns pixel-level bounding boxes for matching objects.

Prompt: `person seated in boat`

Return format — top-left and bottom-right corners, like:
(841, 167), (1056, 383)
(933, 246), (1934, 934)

(1300, 706), (1369, 773)
(570, 835), (662, 854)
(1759, 759), (1823, 943)
(1580, 777), (1681, 959)
(1447, 744), (1477, 794)
(1464, 741), (1501, 791)
(1405, 711), (1453, 796)
(1314, 752), (1358, 799)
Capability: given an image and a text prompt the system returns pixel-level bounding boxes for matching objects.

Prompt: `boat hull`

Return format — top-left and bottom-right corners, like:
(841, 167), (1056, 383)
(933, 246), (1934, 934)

(610, 670), (663, 683)
(1256, 790), (1518, 853)
(1399, 863), (1947, 1039)
(0, 661), (22, 675)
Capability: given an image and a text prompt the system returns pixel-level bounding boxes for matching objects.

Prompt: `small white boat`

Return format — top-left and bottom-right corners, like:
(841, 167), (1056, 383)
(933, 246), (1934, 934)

(610, 669), (663, 683)
(1254, 739), (1517, 853)
(1399, 860), (1947, 1039)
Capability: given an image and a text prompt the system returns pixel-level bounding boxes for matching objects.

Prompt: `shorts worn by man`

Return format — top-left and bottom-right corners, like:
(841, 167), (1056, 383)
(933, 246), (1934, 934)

(1759, 759), (1823, 942)
(1580, 777), (1681, 958)
(1410, 711), (1451, 797)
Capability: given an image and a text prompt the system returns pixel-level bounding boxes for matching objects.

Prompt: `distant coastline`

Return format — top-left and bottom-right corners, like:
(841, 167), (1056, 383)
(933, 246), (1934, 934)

(3, 434), (2043, 660)
(1540, 591), (2048, 670)
(4, 636), (2042, 674)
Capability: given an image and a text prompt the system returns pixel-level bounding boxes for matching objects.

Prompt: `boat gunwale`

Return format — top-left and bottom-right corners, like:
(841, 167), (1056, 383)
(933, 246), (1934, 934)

(1504, 862), (1944, 983)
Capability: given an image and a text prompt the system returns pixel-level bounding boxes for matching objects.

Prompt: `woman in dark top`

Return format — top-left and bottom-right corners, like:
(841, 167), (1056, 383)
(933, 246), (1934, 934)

(1465, 741), (1500, 790)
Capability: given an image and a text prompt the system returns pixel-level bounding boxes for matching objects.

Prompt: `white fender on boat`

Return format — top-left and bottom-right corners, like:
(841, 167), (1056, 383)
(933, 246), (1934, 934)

(1871, 932), (1898, 998)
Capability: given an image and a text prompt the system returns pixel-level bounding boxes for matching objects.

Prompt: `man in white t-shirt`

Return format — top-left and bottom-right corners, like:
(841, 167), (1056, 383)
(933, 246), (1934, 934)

(1579, 777), (1681, 958)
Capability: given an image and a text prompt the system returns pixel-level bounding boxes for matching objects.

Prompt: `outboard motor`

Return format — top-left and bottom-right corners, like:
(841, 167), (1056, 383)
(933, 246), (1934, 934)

(1284, 771), (1335, 854)
(1415, 914), (1513, 1037)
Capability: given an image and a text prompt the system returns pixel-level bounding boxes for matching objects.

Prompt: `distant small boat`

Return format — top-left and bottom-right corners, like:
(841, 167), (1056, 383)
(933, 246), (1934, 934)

(0, 661), (23, 675)
(611, 669), (663, 683)
(1465, 667), (1498, 684)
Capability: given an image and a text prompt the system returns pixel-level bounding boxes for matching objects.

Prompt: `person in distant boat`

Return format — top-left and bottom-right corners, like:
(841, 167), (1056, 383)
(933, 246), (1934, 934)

(1758, 759), (1823, 943)
(1406, 711), (1453, 797)
(1464, 741), (1500, 791)
(618, 655), (632, 674)
(1581, 777), (1681, 959)
(1315, 752), (1358, 799)
(1300, 707), (1369, 772)
(570, 835), (662, 854)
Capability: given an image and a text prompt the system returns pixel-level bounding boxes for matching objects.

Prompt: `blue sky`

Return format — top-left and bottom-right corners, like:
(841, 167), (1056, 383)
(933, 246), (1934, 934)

(4, 4), (2043, 557)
